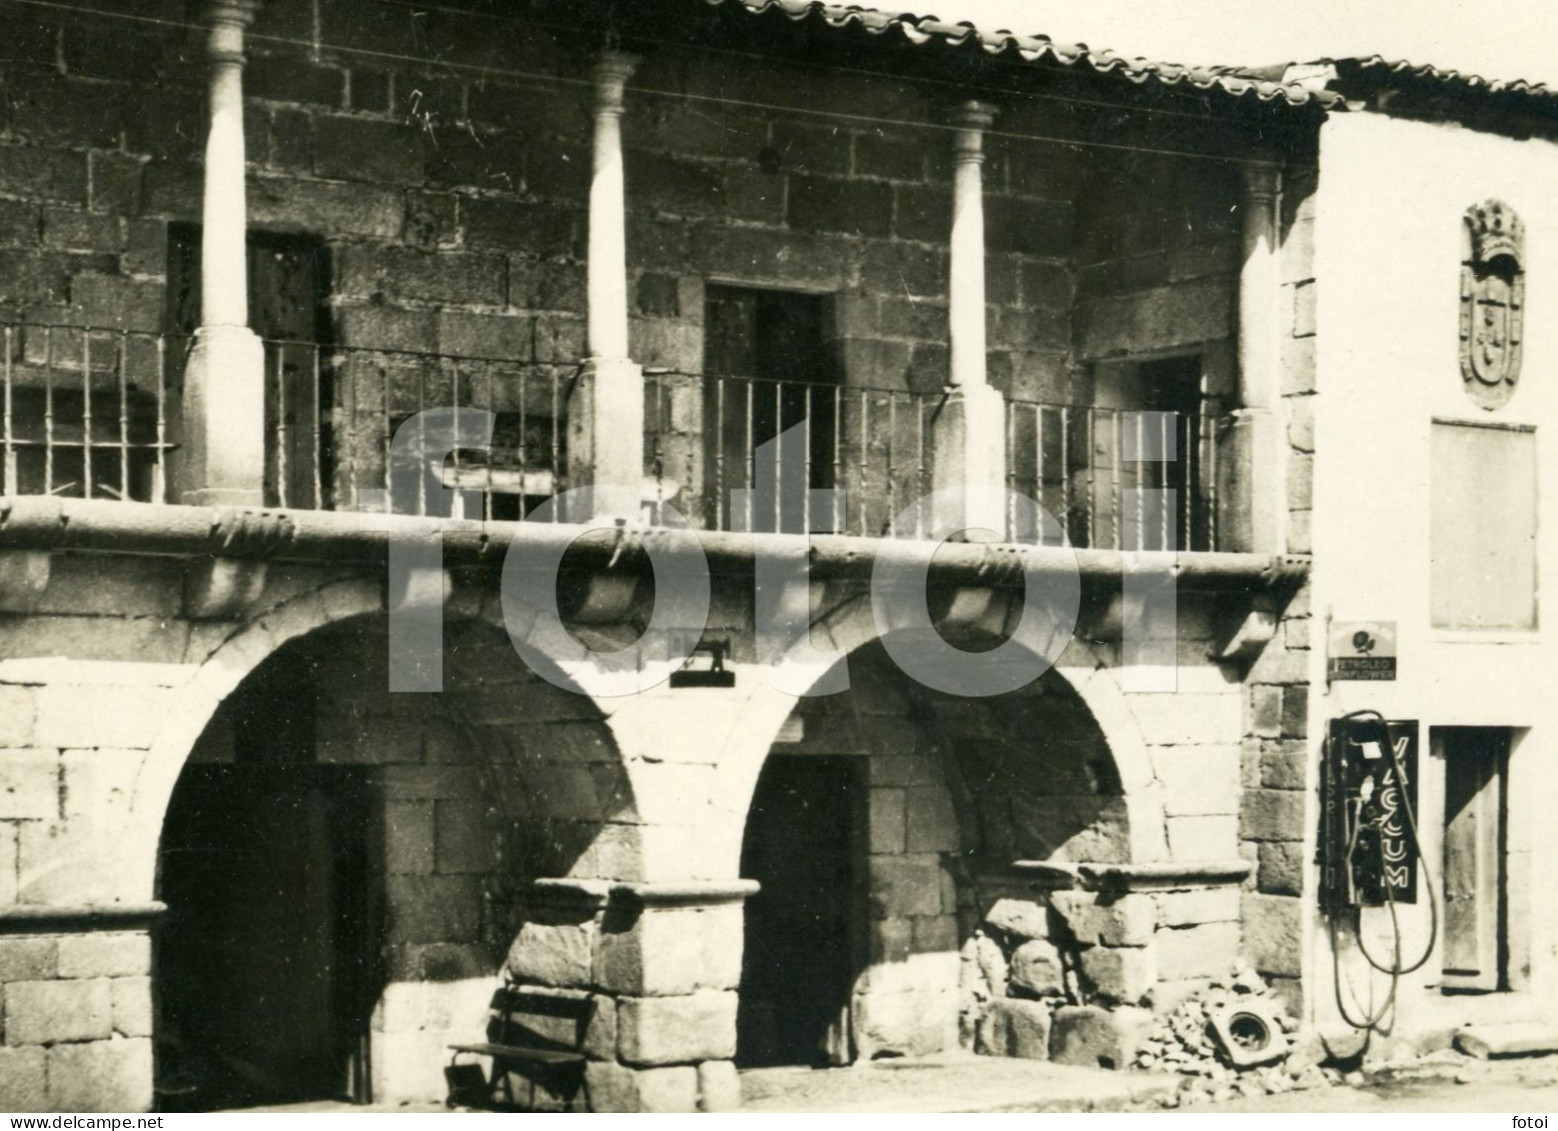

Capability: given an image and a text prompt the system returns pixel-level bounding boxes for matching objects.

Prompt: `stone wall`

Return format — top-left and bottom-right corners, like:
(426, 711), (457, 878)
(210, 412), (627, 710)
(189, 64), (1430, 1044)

(952, 653), (1253, 1063)
(0, 0), (1217, 529)
(1068, 152), (1243, 550)
(774, 645), (1141, 1060)
(960, 876), (1245, 1068)
(0, 527), (1285, 1109)
(1073, 151), (1242, 379)
(498, 884), (744, 1113)
(0, 0), (1275, 548)
(1236, 171), (1319, 1010)
(176, 613), (647, 1104)
(774, 658), (964, 1060)
(0, 0), (1319, 1110)
(184, 621), (495, 1103)
(766, 638), (1257, 1064)
(0, 930), (153, 1111)
(0, 557), (644, 1111)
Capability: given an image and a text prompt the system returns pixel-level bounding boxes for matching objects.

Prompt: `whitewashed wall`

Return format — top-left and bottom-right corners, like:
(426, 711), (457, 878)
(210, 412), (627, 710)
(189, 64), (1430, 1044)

(1308, 109), (1558, 1048)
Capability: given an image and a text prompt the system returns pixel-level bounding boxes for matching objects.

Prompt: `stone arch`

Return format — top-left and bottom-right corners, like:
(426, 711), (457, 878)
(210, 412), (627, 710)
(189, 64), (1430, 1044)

(135, 585), (646, 1106)
(125, 577), (388, 902)
(720, 587), (1176, 1065)
(715, 592), (1165, 877)
(129, 580), (644, 902)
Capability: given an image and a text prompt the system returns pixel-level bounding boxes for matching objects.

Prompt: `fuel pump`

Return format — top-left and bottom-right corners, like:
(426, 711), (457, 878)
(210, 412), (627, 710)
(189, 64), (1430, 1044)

(1318, 710), (1438, 1031)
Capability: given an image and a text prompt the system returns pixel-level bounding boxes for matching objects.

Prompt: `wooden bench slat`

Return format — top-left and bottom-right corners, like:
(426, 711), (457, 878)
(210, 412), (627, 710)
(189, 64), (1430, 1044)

(449, 1042), (587, 1065)
(446, 987), (595, 1108)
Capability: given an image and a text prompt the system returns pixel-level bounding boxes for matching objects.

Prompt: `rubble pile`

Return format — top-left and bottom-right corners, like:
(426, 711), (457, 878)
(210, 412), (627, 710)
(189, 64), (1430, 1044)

(1134, 963), (1335, 1105)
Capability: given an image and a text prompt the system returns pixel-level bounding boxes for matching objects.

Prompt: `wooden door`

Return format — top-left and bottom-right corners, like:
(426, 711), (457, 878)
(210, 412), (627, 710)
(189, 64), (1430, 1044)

(737, 755), (861, 1067)
(1441, 729), (1508, 992)
(157, 766), (369, 1109)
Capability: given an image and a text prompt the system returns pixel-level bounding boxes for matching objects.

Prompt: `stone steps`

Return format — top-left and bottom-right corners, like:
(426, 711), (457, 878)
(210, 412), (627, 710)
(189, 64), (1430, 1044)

(1455, 1024), (1558, 1060)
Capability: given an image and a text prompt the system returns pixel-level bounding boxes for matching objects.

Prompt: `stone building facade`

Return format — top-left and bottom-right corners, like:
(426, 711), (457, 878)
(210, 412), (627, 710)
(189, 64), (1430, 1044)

(0, 0), (1551, 1113)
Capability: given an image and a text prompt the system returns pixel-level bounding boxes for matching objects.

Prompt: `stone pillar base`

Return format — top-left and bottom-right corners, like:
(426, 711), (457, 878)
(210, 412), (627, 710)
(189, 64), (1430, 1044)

(503, 879), (755, 1111)
(584, 1058), (739, 1113)
(0, 916), (159, 1112)
(565, 356), (645, 522)
(175, 324), (266, 508)
(931, 382), (1008, 538)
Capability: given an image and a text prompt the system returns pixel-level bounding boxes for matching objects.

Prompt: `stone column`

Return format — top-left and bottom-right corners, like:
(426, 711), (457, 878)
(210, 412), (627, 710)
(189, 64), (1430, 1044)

(567, 52), (645, 522)
(177, 0), (266, 508)
(932, 102), (1007, 539)
(1226, 164), (1284, 552)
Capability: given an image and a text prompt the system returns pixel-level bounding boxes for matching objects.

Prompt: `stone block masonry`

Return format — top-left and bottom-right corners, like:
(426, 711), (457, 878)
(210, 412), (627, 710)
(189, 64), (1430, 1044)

(0, 585), (649, 1111)
(617, 991), (739, 1066)
(0, 0), (1324, 1111)
(962, 868), (1247, 1064)
(1049, 1005), (1153, 1070)
(1228, 172), (1320, 991)
(0, 512), (1297, 1110)
(0, 534), (1300, 1110)
(0, 931), (154, 1111)
(0, 0), (1111, 466)
(855, 725), (964, 1060)
(1073, 152), (1242, 364)
(0, 0), (1250, 570)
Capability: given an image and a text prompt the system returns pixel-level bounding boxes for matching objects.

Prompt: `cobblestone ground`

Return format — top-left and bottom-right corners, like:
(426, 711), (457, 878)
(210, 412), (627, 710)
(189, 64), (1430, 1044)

(740, 1056), (1180, 1113)
(238, 1052), (1558, 1114)
(1187, 1055), (1558, 1114)
(741, 1051), (1558, 1114)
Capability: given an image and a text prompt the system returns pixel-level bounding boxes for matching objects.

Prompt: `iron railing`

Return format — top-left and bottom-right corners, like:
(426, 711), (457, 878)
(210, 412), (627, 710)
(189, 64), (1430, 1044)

(645, 370), (939, 538)
(0, 322), (176, 503)
(1005, 400), (1221, 552)
(647, 374), (1222, 550)
(265, 339), (571, 518)
(0, 329), (1224, 553)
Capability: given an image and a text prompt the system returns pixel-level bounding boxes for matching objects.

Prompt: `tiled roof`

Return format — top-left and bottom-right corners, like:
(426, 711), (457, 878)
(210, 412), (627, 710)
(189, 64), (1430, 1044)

(703, 0), (1343, 108)
(1318, 56), (1558, 103)
(700, 2), (1558, 118)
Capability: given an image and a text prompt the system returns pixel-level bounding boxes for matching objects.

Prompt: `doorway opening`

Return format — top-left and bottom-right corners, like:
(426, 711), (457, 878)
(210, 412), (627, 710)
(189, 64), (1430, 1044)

(737, 755), (863, 1068)
(1131, 353), (1207, 552)
(1439, 727), (1511, 994)
(154, 656), (372, 1110)
(703, 284), (839, 533)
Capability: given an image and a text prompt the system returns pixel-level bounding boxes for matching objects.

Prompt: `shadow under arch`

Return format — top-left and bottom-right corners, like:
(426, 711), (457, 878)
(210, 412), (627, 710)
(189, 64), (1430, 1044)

(723, 590), (1166, 876)
(145, 599), (641, 1109)
(131, 587), (643, 895)
(733, 610), (1160, 1066)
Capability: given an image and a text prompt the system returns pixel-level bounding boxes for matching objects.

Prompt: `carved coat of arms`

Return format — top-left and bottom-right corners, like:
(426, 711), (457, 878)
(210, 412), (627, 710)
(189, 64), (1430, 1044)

(1459, 199), (1525, 410)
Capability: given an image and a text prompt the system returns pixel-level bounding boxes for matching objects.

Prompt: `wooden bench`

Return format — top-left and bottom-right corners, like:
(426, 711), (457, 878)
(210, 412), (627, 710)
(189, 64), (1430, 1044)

(447, 986), (595, 1111)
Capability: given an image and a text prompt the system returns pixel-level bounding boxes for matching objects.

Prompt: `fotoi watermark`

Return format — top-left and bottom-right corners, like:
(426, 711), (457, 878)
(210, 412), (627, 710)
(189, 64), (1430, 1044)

(373, 410), (1185, 699)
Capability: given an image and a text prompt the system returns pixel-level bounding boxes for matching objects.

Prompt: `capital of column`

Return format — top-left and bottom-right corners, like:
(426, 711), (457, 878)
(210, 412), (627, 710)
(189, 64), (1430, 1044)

(205, 0), (260, 64)
(1241, 163), (1282, 205)
(591, 51), (641, 118)
(950, 100), (999, 164)
(206, 0), (261, 26)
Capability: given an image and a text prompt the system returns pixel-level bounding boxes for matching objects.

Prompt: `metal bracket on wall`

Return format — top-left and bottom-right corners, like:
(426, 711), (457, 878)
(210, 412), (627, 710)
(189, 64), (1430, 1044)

(670, 637), (735, 688)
